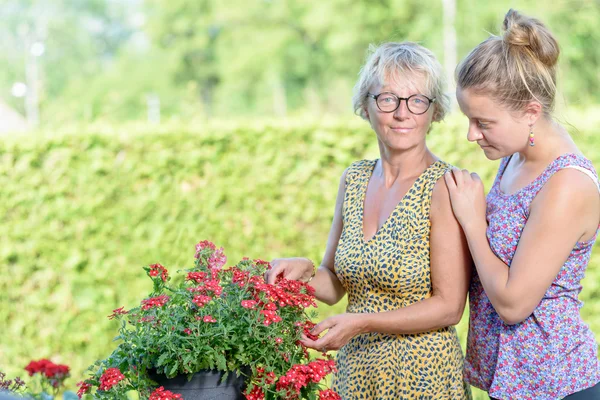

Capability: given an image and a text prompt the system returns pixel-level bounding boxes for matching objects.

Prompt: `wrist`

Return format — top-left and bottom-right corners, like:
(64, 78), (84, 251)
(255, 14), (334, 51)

(462, 218), (487, 238)
(358, 313), (373, 334)
(304, 259), (316, 283)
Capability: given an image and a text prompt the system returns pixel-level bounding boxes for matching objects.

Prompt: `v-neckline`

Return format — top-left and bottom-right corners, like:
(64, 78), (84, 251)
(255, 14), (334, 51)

(360, 159), (440, 244)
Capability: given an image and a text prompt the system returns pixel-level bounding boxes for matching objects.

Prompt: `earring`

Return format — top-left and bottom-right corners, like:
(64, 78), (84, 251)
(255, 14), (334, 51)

(529, 125), (535, 147)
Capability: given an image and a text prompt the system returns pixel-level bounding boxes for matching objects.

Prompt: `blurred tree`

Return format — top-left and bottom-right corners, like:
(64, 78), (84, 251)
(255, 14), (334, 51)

(1, 0), (598, 124)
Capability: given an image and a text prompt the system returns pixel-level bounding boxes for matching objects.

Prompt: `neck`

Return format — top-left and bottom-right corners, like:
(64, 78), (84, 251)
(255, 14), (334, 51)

(516, 118), (573, 165)
(376, 142), (436, 187)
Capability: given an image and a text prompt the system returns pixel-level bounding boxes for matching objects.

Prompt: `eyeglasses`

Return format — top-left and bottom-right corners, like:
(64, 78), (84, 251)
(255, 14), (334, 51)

(366, 92), (436, 115)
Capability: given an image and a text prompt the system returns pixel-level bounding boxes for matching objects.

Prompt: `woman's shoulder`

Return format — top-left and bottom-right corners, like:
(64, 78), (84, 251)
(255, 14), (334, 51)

(345, 159), (377, 177)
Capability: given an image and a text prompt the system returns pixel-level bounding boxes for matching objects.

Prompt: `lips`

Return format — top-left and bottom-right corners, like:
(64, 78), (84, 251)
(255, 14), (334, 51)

(391, 127), (413, 132)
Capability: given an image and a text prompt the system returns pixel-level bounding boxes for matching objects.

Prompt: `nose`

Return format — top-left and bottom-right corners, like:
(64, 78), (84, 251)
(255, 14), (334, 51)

(393, 100), (410, 120)
(467, 122), (482, 142)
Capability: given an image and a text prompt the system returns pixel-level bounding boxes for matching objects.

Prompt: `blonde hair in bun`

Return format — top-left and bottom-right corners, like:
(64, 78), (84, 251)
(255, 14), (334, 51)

(457, 9), (560, 116)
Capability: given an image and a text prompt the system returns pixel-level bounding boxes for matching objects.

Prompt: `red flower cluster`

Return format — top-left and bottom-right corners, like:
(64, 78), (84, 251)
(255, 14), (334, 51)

(149, 263), (169, 281)
(24, 359), (70, 379)
(149, 386), (182, 400)
(192, 294), (212, 308)
(276, 359), (337, 397)
(245, 385), (265, 400)
(253, 278), (316, 311)
(141, 295), (170, 310)
(260, 309), (282, 326)
(241, 299), (257, 309)
(318, 389), (342, 400)
(301, 321), (320, 341)
(186, 271), (207, 283)
(232, 267), (250, 287)
(187, 279), (223, 296)
(98, 368), (125, 391)
(107, 306), (128, 320)
(76, 380), (93, 398)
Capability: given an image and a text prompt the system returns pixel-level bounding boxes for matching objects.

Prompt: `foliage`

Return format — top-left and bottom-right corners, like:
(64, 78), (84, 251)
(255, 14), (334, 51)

(1, 114), (600, 400)
(1, 1), (600, 123)
(78, 241), (337, 400)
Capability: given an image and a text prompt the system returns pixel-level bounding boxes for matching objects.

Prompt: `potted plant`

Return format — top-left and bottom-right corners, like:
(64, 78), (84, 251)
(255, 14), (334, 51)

(77, 241), (340, 400)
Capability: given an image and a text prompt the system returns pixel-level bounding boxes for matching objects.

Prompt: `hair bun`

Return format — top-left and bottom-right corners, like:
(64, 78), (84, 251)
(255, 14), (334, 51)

(502, 8), (559, 67)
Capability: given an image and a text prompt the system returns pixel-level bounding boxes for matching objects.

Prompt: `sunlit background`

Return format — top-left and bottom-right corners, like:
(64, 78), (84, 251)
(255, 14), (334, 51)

(1, 1), (599, 398)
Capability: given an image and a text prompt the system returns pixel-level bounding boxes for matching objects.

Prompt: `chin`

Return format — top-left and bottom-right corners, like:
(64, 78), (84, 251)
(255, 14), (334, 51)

(479, 146), (504, 161)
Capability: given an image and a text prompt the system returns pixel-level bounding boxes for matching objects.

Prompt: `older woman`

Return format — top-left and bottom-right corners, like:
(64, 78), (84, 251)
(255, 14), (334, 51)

(267, 42), (472, 399)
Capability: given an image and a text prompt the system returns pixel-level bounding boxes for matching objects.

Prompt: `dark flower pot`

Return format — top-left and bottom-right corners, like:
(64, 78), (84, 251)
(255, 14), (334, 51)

(148, 369), (248, 400)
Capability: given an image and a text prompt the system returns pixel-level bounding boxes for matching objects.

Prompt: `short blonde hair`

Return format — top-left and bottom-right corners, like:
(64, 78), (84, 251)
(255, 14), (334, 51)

(352, 42), (450, 122)
(456, 9), (560, 115)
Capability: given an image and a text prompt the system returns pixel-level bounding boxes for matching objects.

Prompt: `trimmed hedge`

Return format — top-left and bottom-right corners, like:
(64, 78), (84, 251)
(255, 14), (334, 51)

(1, 113), (599, 396)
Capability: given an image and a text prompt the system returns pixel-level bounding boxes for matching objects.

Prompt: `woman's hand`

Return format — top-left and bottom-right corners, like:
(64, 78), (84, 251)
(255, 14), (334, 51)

(300, 313), (367, 352)
(444, 169), (487, 233)
(266, 257), (314, 284)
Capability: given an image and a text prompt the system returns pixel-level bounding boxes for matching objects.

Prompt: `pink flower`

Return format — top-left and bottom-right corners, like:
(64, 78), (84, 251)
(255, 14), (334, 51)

(203, 315), (217, 323)
(208, 247), (227, 270)
(194, 240), (216, 258)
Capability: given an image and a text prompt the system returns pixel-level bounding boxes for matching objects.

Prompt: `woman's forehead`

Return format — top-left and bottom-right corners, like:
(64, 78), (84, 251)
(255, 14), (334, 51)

(375, 70), (428, 94)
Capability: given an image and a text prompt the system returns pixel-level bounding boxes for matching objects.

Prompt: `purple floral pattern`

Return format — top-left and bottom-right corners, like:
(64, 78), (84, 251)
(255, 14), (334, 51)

(465, 153), (600, 399)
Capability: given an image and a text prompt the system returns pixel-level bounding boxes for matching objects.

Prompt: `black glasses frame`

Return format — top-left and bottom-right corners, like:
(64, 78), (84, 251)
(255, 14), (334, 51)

(366, 92), (436, 115)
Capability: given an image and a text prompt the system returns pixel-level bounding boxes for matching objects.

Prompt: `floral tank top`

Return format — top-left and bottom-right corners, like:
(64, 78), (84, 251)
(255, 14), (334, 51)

(465, 153), (600, 399)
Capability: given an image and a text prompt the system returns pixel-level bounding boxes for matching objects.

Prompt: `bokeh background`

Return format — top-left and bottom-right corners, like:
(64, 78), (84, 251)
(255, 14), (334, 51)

(1, 0), (599, 398)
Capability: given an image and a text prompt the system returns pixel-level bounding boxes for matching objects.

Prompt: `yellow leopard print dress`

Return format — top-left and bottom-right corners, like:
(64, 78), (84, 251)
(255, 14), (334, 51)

(332, 159), (470, 399)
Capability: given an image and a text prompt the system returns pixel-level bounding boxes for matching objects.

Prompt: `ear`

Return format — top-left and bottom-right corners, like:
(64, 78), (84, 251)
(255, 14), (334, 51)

(363, 106), (370, 120)
(523, 100), (543, 126)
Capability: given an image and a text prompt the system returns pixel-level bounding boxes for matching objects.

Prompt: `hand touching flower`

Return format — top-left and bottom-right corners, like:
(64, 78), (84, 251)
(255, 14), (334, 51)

(300, 313), (367, 352)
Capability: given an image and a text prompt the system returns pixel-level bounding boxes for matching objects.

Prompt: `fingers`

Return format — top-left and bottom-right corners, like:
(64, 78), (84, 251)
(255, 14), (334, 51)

(311, 318), (334, 336)
(444, 171), (457, 192)
(300, 332), (336, 352)
(266, 260), (283, 284)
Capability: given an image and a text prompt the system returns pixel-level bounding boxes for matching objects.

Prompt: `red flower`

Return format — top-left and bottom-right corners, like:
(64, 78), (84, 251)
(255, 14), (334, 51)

(245, 385), (265, 400)
(318, 389), (342, 400)
(241, 300), (257, 309)
(24, 359), (69, 379)
(107, 306), (128, 320)
(186, 271), (207, 283)
(148, 263), (169, 282)
(149, 386), (182, 400)
(98, 368), (125, 391)
(76, 380), (93, 398)
(192, 294), (212, 308)
(141, 295), (170, 310)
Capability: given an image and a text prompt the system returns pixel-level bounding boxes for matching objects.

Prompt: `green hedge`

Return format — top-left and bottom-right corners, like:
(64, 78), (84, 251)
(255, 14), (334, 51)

(1, 112), (599, 398)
